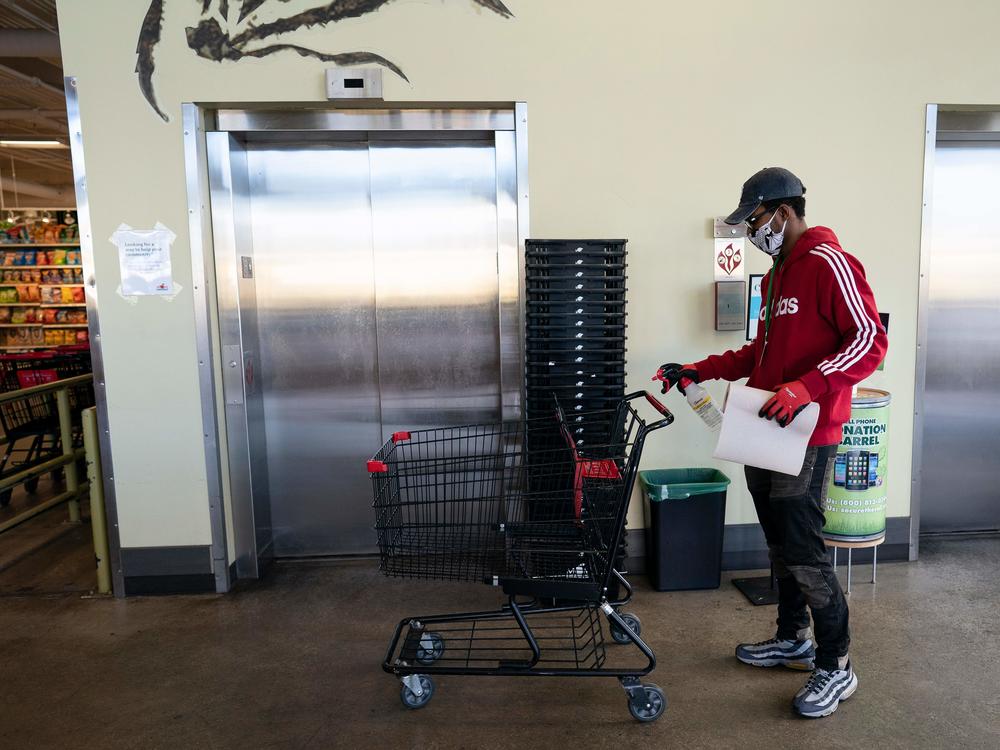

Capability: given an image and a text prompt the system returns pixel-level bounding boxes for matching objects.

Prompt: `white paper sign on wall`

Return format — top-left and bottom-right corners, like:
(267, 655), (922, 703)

(714, 237), (745, 280)
(110, 223), (176, 296)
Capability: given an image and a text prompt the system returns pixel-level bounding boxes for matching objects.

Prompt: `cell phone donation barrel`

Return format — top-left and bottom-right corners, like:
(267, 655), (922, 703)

(824, 388), (891, 542)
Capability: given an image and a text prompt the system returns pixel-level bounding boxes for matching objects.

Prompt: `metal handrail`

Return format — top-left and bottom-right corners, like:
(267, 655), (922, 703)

(0, 373), (92, 403)
(0, 376), (100, 588)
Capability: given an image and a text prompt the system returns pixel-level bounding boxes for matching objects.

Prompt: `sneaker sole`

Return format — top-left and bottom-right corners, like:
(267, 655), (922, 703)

(795, 673), (859, 718)
(736, 654), (815, 671)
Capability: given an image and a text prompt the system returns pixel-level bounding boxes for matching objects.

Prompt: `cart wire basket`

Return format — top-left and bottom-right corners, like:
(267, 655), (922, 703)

(368, 391), (674, 721)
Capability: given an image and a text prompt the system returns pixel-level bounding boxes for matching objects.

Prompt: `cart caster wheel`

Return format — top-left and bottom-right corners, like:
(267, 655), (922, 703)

(400, 675), (435, 710)
(627, 683), (666, 723)
(25, 477), (39, 494)
(0, 489), (10, 508)
(415, 632), (445, 665)
(610, 612), (641, 644)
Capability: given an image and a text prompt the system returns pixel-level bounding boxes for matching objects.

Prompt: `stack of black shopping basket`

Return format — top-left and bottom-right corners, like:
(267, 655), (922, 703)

(524, 239), (628, 440)
(524, 239), (629, 582)
(367, 239), (678, 722)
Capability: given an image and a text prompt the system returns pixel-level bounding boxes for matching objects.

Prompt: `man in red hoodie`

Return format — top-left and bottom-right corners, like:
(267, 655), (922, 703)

(656, 167), (887, 718)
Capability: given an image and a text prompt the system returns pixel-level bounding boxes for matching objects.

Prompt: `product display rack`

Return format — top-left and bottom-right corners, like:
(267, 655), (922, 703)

(0, 208), (87, 350)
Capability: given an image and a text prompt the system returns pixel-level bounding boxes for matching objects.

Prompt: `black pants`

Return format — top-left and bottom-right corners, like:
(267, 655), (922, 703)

(745, 445), (850, 670)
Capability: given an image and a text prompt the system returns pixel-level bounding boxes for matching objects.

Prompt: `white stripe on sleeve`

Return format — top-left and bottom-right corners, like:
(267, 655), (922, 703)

(809, 245), (877, 375)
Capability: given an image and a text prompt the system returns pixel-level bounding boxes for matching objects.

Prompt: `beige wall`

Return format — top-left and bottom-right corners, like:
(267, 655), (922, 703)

(55, 0), (1000, 549)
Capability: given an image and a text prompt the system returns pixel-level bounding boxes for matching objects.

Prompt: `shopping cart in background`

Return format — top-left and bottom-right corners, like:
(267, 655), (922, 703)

(0, 348), (94, 507)
(368, 391), (674, 722)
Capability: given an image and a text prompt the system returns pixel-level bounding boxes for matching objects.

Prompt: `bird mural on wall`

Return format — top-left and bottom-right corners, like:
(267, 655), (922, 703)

(136, 0), (514, 122)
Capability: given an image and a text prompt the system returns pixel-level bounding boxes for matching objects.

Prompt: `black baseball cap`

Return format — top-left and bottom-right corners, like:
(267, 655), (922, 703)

(724, 167), (806, 225)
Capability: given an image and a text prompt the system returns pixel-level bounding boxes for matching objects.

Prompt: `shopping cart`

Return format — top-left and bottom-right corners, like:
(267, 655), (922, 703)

(0, 349), (94, 507)
(368, 391), (674, 722)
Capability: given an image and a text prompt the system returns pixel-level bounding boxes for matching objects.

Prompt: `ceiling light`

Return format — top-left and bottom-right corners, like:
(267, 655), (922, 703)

(0, 140), (67, 149)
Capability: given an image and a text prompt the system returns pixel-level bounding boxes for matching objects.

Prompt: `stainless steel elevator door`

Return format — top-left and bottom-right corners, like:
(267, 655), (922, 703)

(247, 141), (384, 556)
(245, 137), (503, 556)
(921, 141), (1000, 533)
(370, 139), (502, 437)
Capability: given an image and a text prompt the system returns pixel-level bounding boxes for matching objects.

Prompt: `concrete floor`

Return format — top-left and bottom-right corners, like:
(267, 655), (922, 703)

(0, 537), (997, 750)
(0, 477), (95, 595)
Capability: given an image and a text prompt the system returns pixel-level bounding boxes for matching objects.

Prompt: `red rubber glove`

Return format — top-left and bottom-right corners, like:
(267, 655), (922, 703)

(759, 380), (812, 428)
(652, 362), (699, 395)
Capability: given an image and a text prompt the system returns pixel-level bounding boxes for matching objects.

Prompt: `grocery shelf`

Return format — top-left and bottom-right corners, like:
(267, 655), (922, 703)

(0, 323), (88, 328)
(0, 324), (39, 328)
(0, 303), (40, 307)
(40, 304), (86, 308)
(0, 264), (83, 270)
(0, 243), (81, 248)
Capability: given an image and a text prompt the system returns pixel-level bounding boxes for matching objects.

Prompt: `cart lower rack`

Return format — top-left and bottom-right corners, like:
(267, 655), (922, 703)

(368, 391), (674, 722)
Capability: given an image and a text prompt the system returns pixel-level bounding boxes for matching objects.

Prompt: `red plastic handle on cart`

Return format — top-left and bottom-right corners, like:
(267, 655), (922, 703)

(644, 391), (672, 417)
(392, 431), (411, 443)
(367, 460), (388, 473)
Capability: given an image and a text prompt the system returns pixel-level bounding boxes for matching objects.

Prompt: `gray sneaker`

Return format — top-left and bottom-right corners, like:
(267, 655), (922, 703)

(735, 637), (816, 670)
(793, 662), (858, 718)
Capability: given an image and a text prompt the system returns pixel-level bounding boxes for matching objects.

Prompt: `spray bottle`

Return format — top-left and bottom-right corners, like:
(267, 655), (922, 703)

(678, 378), (723, 432)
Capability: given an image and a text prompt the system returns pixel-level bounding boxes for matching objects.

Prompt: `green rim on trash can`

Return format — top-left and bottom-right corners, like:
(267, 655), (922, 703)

(639, 468), (731, 500)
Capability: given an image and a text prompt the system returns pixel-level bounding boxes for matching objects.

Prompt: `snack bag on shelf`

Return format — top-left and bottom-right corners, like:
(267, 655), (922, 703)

(71, 287), (85, 303)
(76, 330), (89, 344)
(0, 308), (10, 323)
(26, 285), (40, 302)
(31, 328), (45, 345)
(67, 250), (81, 265)
(42, 309), (57, 324)
(51, 249), (67, 265)
(44, 329), (56, 345)
(55, 310), (68, 323)
(73, 269), (83, 283)
(30, 270), (41, 284)
(25, 250), (36, 265)
(61, 287), (75, 304)
(15, 328), (30, 346)
(24, 308), (37, 323)
(11, 309), (25, 324)
(1, 252), (13, 267)
(36, 250), (48, 265)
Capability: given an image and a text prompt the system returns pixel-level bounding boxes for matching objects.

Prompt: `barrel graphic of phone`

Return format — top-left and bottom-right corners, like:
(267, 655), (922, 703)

(834, 454), (847, 487)
(845, 450), (870, 491)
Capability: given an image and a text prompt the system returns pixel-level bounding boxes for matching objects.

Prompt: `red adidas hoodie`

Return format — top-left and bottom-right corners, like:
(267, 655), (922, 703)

(694, 226), (887, 446)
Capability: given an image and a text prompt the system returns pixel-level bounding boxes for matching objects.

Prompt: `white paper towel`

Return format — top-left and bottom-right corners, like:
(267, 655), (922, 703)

(713, 384), (820, 476)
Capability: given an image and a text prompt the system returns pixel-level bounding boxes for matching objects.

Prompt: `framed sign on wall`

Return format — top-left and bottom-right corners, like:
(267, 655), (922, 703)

(746, 273), (764, 341)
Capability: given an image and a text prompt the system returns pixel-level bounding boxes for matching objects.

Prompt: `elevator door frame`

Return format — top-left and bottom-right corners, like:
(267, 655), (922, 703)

(914, 105), (1000, 550)
(913, 105), (1000, 557)
(185, 104), (529, 591)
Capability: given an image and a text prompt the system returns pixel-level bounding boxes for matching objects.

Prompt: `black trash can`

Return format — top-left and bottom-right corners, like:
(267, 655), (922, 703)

(641, 468), (730, 591)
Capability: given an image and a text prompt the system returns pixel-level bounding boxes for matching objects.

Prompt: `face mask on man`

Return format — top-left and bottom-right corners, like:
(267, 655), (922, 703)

(749, 210), (787, 257)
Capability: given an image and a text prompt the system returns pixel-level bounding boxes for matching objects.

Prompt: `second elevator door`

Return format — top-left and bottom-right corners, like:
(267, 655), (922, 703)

(248, 137), (502, 556)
